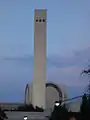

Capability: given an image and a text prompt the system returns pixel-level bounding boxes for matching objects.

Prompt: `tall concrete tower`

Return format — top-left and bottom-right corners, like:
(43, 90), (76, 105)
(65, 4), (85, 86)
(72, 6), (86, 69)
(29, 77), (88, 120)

(32, 9), (47, 109)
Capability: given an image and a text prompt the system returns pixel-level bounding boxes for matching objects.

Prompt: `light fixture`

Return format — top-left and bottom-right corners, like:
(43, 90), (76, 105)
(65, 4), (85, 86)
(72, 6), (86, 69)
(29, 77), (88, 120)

(55, 102), (60, 106)
(24, 116), (28, 120)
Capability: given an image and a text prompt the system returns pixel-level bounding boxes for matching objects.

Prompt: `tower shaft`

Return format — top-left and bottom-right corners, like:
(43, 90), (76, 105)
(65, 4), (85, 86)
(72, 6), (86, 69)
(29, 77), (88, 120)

(32, 9), (47, 109)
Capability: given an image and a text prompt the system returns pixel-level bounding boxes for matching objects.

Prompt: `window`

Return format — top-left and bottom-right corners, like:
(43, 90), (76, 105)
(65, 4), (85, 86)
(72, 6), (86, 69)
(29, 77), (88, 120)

(39, 19), (41, 22)
(36, 19), (38, 22)
(36, 18), (45, 23)
(43, 19), (45, 22)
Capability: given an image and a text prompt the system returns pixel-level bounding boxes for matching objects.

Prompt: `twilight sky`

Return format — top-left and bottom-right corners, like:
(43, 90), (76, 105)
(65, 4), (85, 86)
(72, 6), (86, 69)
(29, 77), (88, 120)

(0, 0), (90, 102)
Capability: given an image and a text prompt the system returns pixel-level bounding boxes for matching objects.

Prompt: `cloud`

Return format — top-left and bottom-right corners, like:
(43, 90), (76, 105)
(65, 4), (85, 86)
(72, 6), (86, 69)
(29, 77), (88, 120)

(0, 47), (90, 101)
(1, 48), (90, 87)
(47, 47), (90, 86)
(47, 66), (88, 87)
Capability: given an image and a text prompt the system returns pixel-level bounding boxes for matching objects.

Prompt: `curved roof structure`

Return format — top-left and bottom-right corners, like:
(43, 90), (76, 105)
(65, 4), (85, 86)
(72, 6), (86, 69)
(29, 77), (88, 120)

(46, 82), (63, 100)
(25, 82), (68, 109)
(25, 83), (32, 105)
(46, 81), (68, 100)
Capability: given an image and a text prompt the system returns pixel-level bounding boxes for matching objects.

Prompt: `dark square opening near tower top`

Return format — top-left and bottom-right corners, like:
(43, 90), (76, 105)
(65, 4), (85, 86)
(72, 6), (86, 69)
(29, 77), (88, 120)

(43, 19), (45, 22)
(39, 19), (41, 22)
(36, 19), (38, 22)
(36, 19), (45, 22)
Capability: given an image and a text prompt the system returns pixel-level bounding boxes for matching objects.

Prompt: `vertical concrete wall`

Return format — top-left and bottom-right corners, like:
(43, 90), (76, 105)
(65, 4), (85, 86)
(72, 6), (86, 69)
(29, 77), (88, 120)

(32, 9), (47, 109)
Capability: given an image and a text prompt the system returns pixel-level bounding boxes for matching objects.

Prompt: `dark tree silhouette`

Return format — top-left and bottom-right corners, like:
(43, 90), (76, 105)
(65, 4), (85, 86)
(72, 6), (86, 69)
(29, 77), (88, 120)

(49, 103), (68, 120)
(80, 94), (88, 113)
(80, 94), (90, 120)
(0, 107), (8, 120)
(82, 69), (90, 74)
(81, 68), (90, 96)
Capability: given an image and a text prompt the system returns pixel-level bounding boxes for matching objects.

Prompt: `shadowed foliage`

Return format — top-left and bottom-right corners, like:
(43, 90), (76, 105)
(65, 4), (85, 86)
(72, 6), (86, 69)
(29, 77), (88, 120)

(80, 94), (90, 120)
(49, 103), (69, 120)
(0, 107), (8, 120)
(17, 104), (44, 112)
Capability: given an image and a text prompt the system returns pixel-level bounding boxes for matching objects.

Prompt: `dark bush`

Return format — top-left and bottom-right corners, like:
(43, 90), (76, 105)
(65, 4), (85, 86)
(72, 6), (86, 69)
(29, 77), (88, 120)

(0, 107), (8, 119)
(35, 106), (44, 112)
(17, 104), (44, 112)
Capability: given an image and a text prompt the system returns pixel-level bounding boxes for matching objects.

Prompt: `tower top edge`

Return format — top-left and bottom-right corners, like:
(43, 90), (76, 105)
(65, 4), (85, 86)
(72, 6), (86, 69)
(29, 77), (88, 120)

(35, 9), (47, 11)
(34, 9), (47, 18)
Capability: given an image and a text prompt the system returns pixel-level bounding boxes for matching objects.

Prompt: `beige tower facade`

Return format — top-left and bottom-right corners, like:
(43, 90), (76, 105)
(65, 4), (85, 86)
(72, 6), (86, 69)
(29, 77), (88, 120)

(32, 9), (47, 109)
